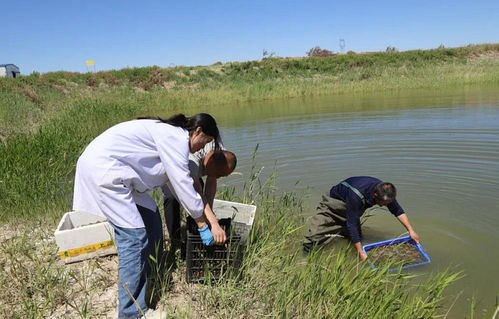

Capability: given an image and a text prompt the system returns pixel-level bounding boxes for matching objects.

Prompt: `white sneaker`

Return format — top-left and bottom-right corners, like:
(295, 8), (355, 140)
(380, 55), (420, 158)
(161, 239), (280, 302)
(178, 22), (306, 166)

(108, 307), (156, 319)
(141, 308), (159, 319)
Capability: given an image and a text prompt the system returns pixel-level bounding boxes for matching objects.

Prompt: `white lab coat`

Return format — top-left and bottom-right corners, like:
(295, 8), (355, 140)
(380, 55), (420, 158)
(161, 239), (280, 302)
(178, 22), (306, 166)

(161, 141), (221, 199)
(72, 119), (204, 228)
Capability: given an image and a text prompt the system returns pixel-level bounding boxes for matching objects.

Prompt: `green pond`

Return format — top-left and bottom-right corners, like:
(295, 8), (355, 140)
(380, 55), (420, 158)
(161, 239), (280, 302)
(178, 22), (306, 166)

(203, 85), (499, 315)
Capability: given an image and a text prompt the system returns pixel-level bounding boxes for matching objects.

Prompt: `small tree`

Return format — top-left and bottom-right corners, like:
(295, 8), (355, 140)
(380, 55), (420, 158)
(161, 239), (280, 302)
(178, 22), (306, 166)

(262, 49), (276, 60)
(307, 46), (334, 57)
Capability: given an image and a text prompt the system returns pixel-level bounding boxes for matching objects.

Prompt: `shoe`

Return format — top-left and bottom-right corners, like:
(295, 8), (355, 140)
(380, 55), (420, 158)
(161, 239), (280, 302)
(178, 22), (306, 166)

(141, 308), (161, 319)
(140, 309), (153, 318)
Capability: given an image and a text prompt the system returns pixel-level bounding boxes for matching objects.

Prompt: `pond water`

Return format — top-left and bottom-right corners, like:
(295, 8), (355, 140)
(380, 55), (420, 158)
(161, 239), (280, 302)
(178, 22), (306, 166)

(204, 86), (499, 315)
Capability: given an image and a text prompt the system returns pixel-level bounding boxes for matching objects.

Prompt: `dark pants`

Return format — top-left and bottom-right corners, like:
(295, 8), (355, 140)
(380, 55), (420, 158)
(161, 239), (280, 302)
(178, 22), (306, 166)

(164, 178), (204, 252)
(164, 195), (182, 247)
(303, 195), (363, 252)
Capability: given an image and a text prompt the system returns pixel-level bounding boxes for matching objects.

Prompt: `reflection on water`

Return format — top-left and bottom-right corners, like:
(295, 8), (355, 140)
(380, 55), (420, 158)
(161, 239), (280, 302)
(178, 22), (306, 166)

(163, 85), (499, 315)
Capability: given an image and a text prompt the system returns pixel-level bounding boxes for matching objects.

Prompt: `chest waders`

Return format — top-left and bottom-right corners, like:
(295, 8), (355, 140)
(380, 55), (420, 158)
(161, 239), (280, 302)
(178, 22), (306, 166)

(303, 182), (365, 252)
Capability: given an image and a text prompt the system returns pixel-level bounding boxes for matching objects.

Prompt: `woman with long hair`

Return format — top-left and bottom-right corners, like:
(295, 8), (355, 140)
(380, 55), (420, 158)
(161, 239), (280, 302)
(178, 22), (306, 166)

(73, 113), (226, 318)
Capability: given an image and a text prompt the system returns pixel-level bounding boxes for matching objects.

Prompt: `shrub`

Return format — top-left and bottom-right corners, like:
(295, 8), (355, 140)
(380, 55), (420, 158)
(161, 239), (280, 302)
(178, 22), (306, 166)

(307, 46), (335, 57)
(262, 49), (277, 60)
(386, 46), (399, 53)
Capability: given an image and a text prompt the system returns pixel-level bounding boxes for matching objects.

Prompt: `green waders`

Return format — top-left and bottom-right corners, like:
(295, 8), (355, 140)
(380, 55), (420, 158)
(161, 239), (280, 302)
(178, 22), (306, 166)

(303, 194), (364, 252)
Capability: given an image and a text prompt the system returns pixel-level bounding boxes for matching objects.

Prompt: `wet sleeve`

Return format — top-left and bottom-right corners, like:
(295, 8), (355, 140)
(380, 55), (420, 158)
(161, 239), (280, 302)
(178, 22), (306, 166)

(149, 125), (204, 219)
(345, 197), (363, 243)
(387, 200), (404, 217)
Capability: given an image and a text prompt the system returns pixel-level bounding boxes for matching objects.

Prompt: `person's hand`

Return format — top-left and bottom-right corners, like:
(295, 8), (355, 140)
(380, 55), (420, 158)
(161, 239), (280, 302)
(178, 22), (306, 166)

(354, 242), (367, 261)
(358, 250), (368, 261)
(198, 225), (214, 246)
(210, 222), (227, 245)
(409, 230), (420, 243)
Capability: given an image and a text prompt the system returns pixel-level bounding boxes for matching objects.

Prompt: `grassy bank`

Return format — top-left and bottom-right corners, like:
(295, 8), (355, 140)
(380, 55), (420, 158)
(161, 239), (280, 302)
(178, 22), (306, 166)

(0, 170), (465, 318)
(0, 44), (498, 318)
(1, 44), (499, 139)
(1, 44), (499, 222)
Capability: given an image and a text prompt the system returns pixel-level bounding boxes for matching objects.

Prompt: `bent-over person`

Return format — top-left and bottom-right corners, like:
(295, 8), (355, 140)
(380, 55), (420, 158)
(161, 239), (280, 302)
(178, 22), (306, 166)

(303, 176), (420, 260)
(162, 141), (236, 254)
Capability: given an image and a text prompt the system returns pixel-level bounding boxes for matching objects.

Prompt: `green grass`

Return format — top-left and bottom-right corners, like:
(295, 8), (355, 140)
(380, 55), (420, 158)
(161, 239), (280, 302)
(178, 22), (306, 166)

(1, 44), (498, 222)
(0, 43), (498, 318)
(182, 166), (461, 318)
(0, 168), (466, 318)
(1, 43), (499, 137)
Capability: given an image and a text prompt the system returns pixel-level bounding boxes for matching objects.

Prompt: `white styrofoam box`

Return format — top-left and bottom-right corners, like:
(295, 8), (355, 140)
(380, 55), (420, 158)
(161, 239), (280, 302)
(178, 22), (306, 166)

(212, 199), (257, 243)
(54, 211), (116, 264)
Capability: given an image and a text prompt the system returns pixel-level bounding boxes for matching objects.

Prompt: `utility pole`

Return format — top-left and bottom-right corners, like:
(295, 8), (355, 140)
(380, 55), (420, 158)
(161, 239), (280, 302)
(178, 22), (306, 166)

(339, 39), (346, 53)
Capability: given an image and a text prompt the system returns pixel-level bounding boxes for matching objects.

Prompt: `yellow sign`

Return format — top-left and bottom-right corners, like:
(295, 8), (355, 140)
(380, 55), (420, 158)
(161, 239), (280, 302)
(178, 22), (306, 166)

(85, 59), (95, 67)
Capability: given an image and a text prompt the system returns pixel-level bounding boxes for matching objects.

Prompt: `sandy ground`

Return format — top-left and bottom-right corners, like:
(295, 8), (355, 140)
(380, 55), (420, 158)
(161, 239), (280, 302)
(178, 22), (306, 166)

(0, 222), (209, 319)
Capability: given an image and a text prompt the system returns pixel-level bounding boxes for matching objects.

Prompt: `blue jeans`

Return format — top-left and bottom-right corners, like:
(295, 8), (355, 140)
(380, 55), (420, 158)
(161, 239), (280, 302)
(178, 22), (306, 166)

(110, 205), (164, 319)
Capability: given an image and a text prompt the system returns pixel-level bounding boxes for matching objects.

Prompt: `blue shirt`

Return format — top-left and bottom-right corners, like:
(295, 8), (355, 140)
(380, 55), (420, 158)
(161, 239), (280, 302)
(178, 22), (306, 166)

(329, 176), (405, 243)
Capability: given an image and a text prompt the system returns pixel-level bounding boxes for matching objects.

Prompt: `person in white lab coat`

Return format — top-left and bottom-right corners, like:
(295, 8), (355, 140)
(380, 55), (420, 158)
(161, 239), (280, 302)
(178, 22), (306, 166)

(72, 113), (226, 319)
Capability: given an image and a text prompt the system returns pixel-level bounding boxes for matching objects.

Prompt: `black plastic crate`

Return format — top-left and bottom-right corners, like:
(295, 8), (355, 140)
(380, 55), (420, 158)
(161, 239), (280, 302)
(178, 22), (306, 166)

(186, 219), (244, 283)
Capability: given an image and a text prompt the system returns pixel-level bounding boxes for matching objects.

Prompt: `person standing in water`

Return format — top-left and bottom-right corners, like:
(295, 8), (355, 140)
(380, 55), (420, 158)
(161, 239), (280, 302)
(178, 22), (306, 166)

(303, 176), (420, 260)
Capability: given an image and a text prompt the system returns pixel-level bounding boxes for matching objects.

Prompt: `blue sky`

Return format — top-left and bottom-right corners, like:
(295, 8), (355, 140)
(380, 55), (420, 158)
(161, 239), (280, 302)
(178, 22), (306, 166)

(3, 1), (498, 74)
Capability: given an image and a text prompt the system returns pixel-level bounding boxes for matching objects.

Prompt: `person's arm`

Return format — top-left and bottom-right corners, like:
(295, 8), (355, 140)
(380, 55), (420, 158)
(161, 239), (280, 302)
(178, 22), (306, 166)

(345, 199), (366, 260)
(192, 178), (226, 245)
(388, 200), (420, 243)
(150, 126), (204, 220)
(396, 213), (420, 243)
(147, 124), (218, 247)
(204, 176), (217, 208)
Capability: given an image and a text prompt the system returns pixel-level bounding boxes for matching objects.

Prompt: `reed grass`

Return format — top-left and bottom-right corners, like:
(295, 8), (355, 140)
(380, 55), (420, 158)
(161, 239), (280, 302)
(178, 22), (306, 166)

(0, 160), (469, 318)
(1, 44), (498, 223)
(1, 44), (498, 138)
(178, 162), (463, 318)
(0, 44), (498, 318)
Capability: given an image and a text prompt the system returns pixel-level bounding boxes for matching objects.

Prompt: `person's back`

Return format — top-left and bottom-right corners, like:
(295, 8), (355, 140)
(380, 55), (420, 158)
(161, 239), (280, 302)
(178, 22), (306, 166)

(304, 175), (419, 259)
(74, 118), (202, 228)
(329, 176), (382, 205)
(79, 119), (193, 193)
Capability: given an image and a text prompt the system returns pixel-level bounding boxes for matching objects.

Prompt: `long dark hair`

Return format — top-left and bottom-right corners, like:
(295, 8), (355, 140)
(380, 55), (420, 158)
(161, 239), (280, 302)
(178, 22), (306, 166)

(138, 113), (221, 150)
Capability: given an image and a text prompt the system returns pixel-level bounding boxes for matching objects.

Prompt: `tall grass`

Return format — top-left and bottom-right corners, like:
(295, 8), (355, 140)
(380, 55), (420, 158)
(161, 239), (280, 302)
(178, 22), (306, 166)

(0, 96), (137, 221)
(0, 172), (474, 318)
(0, 154), (472, 318)
(1, 45), (498, 222)
(185, 162), (462, 318)
(0, 44), (497, 317)
(1, 44), (498, 138)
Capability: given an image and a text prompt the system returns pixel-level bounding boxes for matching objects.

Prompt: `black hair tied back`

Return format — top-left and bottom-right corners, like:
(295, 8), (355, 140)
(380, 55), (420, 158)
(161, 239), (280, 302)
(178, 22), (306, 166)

(165, 114), (189, 127)
(138, 113), (222, 149)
